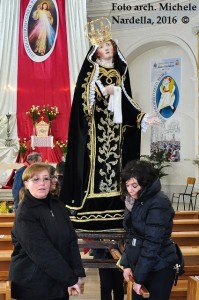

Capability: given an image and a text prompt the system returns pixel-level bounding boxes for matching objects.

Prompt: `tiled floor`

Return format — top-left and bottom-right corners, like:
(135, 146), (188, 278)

(72, 268), (100, 300)
(71, 268), (127, 300)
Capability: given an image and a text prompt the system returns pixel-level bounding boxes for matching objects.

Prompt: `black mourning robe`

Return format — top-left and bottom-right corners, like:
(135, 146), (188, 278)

(60, 44), (145, 231)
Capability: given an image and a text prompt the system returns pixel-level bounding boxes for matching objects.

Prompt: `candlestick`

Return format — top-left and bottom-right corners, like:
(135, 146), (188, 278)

(5, 113), (12, 147)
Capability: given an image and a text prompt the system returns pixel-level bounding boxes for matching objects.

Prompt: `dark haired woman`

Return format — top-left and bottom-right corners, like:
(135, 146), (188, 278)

(120, 159), (178, 300)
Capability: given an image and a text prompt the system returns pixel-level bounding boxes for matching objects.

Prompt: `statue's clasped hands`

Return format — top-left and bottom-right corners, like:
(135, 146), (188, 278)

(105, 84), (115, 95)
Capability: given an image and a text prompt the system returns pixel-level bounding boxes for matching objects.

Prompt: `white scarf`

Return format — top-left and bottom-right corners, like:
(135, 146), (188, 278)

(108, 86), (122, 124)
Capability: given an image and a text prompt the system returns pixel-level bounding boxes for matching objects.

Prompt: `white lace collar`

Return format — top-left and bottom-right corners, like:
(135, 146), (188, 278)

(96, 58), (114, 68)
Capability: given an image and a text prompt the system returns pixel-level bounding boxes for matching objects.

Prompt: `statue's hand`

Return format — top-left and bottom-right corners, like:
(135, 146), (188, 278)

(105, 84), (115, 95)
(146, 113), (162, 125)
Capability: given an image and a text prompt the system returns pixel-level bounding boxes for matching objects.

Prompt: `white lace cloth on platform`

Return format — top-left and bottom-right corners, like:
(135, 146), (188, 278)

(31, 136), (54, 149)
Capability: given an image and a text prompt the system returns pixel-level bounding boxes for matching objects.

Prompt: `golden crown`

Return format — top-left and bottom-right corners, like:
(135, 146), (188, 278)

(85, 17), (112, 46)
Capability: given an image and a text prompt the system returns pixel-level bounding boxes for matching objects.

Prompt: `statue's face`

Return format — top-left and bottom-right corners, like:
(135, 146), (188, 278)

(96, 41), (113, 61)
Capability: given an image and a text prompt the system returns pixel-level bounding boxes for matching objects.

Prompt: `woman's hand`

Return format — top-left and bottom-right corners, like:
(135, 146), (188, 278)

(133, 281), (142, 295)
(68, 283), (81, 296)
(78, 277), (84, 294)
(68, 278), (84, 296)
(123, 268), (133, 282)
(105, 84), (115, 95)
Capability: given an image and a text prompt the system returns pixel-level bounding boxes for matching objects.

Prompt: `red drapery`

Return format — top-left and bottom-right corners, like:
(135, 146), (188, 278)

(17, 0), (71, 162)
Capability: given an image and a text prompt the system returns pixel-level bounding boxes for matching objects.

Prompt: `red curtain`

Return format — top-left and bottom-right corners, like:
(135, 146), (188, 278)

(17, 0), (71, 162)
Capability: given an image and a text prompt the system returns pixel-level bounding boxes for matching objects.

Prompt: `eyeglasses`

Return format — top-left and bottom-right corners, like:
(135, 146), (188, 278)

(51, 175), (64, 180)
(51, 175), (58, 180)
(29, 177), (51, 183)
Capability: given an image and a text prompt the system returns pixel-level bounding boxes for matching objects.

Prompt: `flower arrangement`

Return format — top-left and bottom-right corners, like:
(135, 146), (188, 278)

(19, 138), (28, 158)
(56, 140), (68, 155)
(42, 104), (59, 122)
(26, 105), (41, 125)
(26, 104), (59, 136)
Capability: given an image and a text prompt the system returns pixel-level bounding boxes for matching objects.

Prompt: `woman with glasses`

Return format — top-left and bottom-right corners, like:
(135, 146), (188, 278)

(9, 163), (85, 300)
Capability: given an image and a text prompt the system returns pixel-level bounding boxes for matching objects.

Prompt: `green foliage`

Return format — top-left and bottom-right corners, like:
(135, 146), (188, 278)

(141, 150), (171, 178)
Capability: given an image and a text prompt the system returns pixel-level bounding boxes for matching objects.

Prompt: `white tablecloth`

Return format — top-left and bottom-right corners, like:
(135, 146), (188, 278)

(31, 136), (54, 149)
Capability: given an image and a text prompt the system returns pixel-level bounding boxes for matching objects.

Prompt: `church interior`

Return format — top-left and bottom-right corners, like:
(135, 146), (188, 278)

(0, 0), (199, 299)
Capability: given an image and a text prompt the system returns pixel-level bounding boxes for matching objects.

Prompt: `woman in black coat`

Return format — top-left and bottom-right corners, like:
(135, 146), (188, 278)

(9, 163), (85, 300)
(120, 160), (178, 300)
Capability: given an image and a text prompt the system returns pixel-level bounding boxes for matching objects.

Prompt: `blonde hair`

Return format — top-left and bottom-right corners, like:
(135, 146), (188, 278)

(19, 186), (25, 204)
(22, 163), (50, 182)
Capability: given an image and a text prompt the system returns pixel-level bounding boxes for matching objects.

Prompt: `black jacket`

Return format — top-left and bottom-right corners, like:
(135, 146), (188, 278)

(121, 178), (178, 284)
(9, 190), (85, 300)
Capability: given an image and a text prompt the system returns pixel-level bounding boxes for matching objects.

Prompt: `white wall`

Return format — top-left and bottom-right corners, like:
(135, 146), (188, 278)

(87, 0), (199, 196)
(116, 31), (197, 197)
(128, 44), (197, 196)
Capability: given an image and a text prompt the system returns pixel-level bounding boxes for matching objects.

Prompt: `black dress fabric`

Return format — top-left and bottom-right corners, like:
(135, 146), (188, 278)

(60, 44), (145, 231)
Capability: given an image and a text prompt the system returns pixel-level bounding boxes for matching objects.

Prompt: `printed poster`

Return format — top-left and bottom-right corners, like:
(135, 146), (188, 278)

(151, 58), (181, 162)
